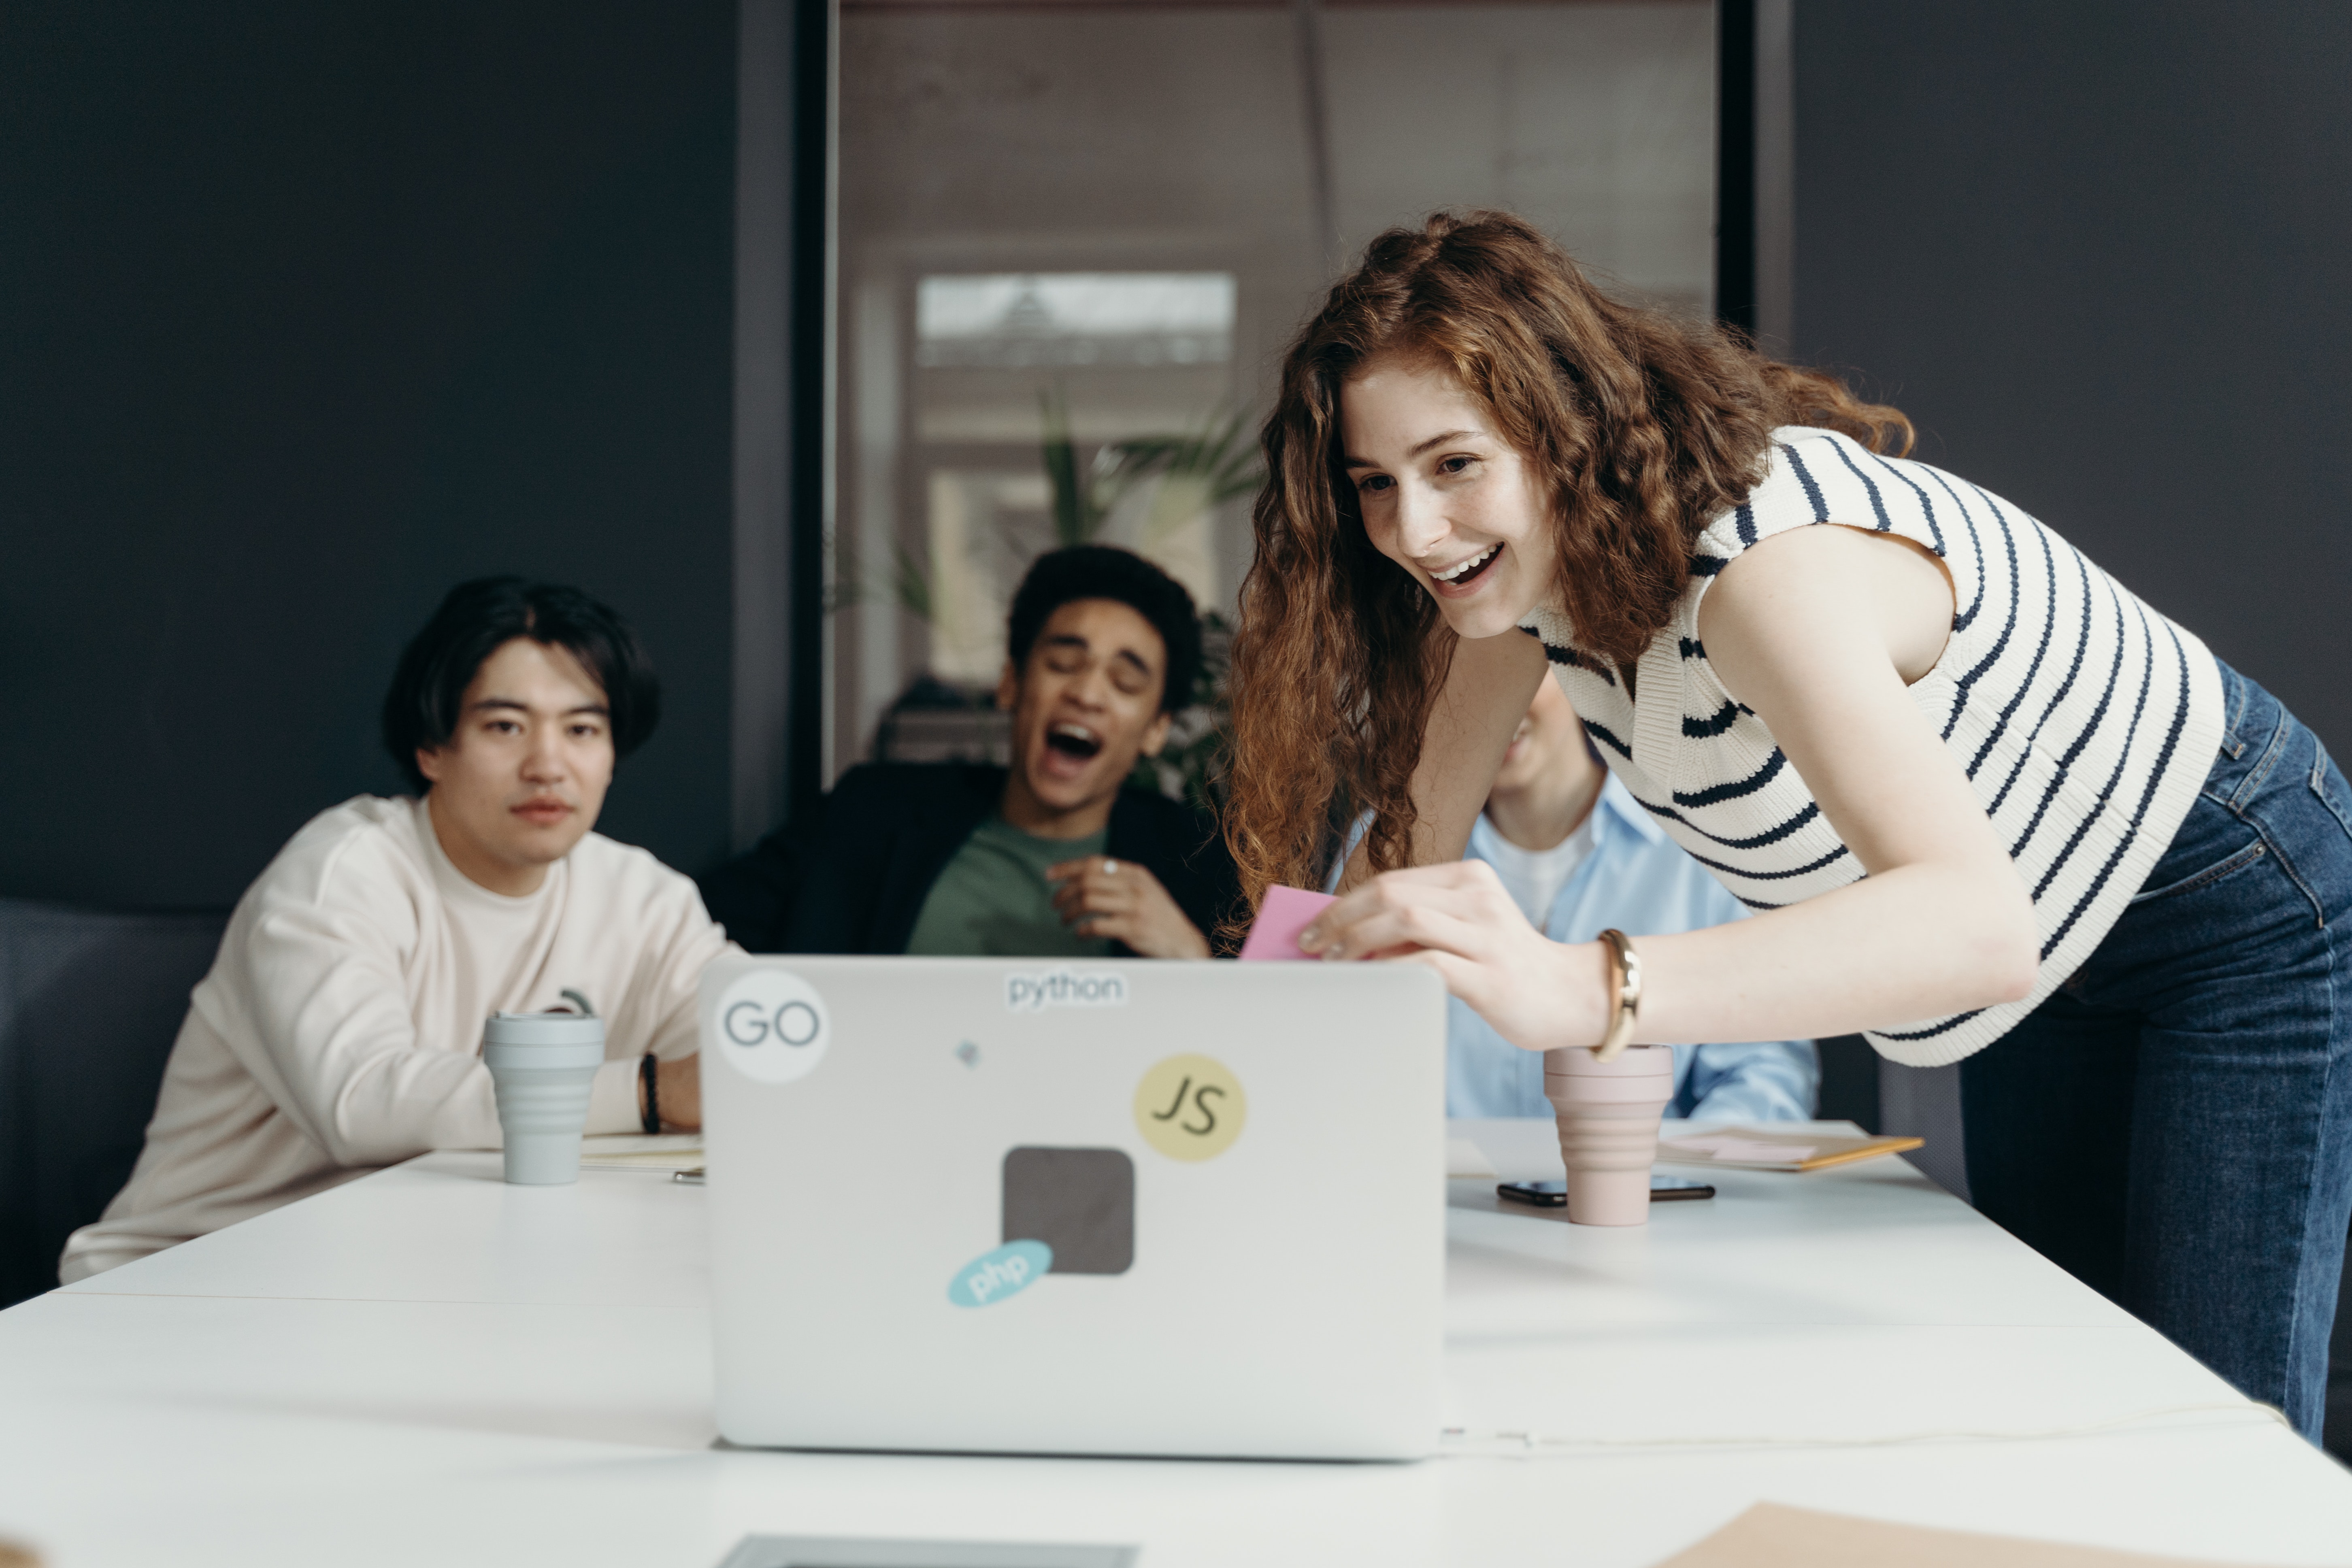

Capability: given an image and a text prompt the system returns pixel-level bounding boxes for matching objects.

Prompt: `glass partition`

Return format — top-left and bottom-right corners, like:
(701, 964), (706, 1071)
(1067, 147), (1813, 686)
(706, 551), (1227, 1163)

(832, 0), (1716, 779)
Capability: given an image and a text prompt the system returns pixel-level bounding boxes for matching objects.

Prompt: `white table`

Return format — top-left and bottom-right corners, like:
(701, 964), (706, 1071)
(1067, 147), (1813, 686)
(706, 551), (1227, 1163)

(2, 1120), (2346, 1567)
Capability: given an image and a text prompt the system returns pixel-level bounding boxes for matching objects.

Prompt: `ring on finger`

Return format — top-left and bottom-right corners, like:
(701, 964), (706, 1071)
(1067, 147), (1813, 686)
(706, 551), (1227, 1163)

(1103, 858), (1118, 876)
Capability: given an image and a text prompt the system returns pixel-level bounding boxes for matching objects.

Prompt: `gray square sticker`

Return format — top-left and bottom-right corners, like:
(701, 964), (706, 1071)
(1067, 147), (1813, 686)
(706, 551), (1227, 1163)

(1001, 1147), (1134, 1275)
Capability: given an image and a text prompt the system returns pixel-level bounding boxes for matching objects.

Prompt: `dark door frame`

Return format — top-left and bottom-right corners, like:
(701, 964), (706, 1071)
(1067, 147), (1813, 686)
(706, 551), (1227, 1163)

(1716, 0), (1793, 347)
(732, 0), (834, 851)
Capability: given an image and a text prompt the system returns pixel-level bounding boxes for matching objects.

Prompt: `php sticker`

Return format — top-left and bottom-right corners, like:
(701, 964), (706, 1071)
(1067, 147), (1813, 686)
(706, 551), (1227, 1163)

(949, 1239), (1054, 1308)
(1133, 1053), (1247, 1162)
(711, 969), (829, 1085)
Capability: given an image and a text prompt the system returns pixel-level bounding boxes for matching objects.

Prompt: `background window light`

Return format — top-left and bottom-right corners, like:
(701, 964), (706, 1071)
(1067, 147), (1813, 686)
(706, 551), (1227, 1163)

(915, 273), (1237, 369)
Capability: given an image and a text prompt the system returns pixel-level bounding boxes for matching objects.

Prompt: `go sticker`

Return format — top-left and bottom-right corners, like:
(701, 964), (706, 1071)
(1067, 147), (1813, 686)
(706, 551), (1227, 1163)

(1133, 1054), (1246, 1162)
(712, 968), (829, 1085)
(949, 1240), (1053, 1308)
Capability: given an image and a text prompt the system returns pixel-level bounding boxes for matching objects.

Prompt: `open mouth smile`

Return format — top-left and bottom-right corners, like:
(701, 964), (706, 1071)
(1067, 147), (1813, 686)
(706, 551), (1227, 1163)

(1430, 543), (1502, 587)
(1045, 723), (1103, 762)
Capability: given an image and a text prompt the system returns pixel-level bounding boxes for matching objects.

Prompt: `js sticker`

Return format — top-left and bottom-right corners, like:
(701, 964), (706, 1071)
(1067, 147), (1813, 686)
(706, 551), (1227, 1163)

(1133, 1054), (1246, 1161)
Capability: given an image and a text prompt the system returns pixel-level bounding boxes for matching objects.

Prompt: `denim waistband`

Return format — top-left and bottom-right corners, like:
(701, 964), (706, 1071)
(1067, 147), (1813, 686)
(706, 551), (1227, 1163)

(2205, 655), (2302, 812)
(2215, 656), (2256, 763)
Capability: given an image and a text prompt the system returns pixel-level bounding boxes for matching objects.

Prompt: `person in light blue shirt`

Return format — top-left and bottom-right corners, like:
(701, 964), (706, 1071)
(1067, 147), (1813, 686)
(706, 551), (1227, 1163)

(1443, 676), (1816, 1122)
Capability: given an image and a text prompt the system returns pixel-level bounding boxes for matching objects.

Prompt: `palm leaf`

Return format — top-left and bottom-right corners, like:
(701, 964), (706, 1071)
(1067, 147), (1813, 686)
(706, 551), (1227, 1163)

(1039, 385), (1099, 546)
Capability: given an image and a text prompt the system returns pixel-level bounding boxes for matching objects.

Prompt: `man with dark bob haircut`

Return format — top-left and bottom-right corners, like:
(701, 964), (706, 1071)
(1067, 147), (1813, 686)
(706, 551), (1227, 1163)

(381, 577), (663, 788)
(704, 544), (1239, 957)
(62, 578), (733, 1282)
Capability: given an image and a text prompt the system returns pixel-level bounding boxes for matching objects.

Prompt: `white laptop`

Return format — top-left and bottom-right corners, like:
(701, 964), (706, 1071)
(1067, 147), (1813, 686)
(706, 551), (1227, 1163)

(701, 954), (1445, 1461)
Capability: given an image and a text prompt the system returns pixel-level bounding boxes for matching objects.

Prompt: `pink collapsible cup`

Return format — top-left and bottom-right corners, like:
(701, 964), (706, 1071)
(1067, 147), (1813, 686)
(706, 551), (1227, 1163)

(1543, 1044), (1675, 1225)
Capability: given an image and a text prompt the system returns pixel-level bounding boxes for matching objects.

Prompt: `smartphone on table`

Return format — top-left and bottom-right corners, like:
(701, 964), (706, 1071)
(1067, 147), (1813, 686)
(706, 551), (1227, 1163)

(1497, 1176), (1715, 1205)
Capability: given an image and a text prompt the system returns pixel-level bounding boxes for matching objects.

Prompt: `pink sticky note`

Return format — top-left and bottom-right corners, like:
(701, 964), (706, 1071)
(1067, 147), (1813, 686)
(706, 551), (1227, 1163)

(1239, 885), (1337, 961)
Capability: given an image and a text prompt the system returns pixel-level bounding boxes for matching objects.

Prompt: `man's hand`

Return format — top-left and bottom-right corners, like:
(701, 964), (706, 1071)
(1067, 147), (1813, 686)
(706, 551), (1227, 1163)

(1047, 855), (1212, 959)
(643, 1051), (702, 1132)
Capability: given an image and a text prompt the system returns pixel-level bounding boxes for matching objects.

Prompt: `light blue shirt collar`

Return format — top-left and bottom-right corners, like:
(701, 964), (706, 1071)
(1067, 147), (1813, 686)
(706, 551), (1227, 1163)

(1592, 771), (1667, 847)
(1467, 771), (1664, 866)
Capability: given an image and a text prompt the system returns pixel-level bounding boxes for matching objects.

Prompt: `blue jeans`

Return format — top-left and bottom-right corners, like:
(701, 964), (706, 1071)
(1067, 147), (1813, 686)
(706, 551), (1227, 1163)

(1961, 660), (2352, 1441)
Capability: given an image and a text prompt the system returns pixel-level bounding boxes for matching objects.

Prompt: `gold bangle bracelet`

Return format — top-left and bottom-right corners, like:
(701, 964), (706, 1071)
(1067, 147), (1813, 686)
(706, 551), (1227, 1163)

(1593, 928), (1642, 1061)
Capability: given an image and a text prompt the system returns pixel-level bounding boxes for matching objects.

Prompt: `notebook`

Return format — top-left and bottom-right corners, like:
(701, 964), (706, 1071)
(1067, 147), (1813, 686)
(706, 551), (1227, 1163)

(1657, 1127), (1925, 1173)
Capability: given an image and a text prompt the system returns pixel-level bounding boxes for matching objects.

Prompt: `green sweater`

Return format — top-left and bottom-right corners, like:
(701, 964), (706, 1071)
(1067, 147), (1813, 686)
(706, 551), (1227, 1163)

(903, 816), (1113, 958)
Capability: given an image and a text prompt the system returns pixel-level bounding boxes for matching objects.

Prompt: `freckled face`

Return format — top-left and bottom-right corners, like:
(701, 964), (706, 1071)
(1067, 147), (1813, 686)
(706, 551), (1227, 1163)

(1340, 359), (1561, 639)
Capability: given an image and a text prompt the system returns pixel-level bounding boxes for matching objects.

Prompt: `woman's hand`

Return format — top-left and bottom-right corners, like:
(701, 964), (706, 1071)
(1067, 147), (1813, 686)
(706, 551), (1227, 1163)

(1048, 856), (1213, 959)
(1298, 861), (1613, 1051)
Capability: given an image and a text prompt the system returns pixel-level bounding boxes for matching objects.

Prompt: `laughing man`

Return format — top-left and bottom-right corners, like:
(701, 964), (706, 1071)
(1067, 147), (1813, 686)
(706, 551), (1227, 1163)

(702, 545), (1239, 958)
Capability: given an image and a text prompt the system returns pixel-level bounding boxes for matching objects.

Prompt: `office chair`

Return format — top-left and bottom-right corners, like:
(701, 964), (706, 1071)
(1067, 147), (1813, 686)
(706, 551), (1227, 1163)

(1877, 1058), (1970, 1202)
(0, 898), (227, 1308)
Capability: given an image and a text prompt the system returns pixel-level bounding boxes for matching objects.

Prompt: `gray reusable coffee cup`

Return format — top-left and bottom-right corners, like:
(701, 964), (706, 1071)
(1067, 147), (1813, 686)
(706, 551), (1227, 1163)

(481, 1011), (606, 1185)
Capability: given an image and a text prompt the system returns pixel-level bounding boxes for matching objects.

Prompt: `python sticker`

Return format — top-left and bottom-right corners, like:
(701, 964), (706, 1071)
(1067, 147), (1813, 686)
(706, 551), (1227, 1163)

(949, 1239), (1054, 1308)
(1003, 968), (1128, 1013)
(712, 968), (830, 1085)
(1133, 1053), (1247, 1162)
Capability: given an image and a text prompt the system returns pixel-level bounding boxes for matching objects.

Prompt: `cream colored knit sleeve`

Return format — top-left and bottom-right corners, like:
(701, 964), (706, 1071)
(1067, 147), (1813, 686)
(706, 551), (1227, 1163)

(212, 854), (502, 1165)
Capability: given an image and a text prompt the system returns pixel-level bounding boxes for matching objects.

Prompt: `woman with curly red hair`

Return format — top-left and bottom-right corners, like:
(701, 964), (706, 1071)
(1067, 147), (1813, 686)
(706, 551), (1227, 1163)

(1224, 210), (2352, 1441)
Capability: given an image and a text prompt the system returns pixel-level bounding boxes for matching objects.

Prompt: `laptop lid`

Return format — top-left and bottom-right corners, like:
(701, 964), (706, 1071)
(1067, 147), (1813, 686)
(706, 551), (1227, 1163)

(703, 955), (1445, 1461)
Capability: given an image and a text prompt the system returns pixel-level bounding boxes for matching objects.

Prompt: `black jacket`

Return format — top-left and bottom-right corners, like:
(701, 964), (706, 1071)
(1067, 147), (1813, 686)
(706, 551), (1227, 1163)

(698, 762), (1242, 957)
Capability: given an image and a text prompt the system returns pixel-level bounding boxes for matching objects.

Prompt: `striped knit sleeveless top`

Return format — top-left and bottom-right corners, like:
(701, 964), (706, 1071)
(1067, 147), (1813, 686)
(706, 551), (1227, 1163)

(1519, 425), (2222, 1066)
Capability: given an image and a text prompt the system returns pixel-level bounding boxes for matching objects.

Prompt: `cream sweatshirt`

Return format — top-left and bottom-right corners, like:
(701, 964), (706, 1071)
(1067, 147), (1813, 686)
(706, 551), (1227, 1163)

(60, 795), (735, 1282)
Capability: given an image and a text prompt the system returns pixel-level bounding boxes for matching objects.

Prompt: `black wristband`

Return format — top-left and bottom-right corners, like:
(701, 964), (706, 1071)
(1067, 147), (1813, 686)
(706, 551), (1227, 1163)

(639, 1052), (662, 1135)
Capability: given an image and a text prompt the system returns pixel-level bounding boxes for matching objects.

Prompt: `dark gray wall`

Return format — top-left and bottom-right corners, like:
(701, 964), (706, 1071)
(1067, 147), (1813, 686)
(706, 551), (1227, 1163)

(1792, 2), (2352, 752)
(0, 2), (739, 911)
